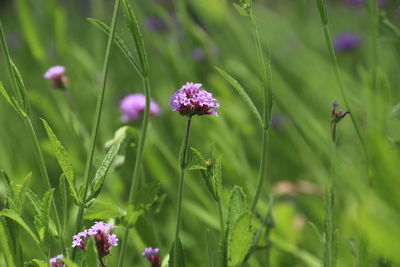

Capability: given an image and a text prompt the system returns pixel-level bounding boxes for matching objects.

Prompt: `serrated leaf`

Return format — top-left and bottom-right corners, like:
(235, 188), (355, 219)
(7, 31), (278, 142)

(87, 18), (142, 76)
(227, 212), (253, 267)
(121, 0), (148, 76)
(215, 67), (263, 128)
(87, 140), (121, 202)
(0, 169), (16, 210)
(32, 259), (47, 267)
(34, 189), (54, 242)
(0, 209), (39, 245)
(227, 186), (247, 230)
(84, 200), (126, 220)
(41, 119), (80, 204)
(86, 237), (98, 267)
(169, 238), (186, 267)
(0, 219), (17, 267)
(15, 172), (31, 213)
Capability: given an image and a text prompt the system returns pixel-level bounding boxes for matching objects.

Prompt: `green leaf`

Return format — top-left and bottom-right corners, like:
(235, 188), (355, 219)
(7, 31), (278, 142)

(0, 81), (26, 117)
(213, 155), (223, 200)
(227, 186), (247, 230)
(189, 165), (207, 171)
(233, 3), (250, 16)
(62, 258), (80, 267)
(227, 212), (253, 267)
(0, 169), (16, 210)
(34, 189), (54, 242)
(124, 207), (144, 227)
(315, 0), (328, 25)
(87, 18), (142, 76)
(15, 172), (32, 213)
(87, 140), (121, 201)
(59, 175), (68, 235)
(0, 209), (39, 245)
(0, 219), (17, 267)
(41, 119), (80, 204)
(84, 200), (126, 220)
(121, 0), (148, 76)
(131, 181), (162, 209)
(86, 237), (98, 267)
(32, 259), (47, 267)
(169, 238), (186, 267)
(215, 67), (264, 128)
(10, 60), (30, 115)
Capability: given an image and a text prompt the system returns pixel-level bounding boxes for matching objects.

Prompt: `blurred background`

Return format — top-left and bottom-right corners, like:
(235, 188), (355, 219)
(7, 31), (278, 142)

(1, 0), (400, 266)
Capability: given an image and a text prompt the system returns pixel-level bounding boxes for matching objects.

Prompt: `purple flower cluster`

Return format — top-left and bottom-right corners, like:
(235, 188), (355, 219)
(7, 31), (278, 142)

(119, 93), (161, 122)
(50, 254), (65, 267)
(333, 32), (361, 53)
(44, 65), (68, 89)
(170, 82), (219, 116)
(142, 247), (161, 267)
(72, 221), (118, 257)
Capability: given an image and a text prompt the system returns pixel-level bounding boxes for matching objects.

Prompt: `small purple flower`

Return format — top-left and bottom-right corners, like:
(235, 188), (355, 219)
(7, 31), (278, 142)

(119, 93), (161, 122)
(192, 48), (205, 61)
(44, 65), (68, 89)
(170, 82), (219, 117)
(145, 15), (168, 32)
(333, 32), (361, 53)
(142, 247), (161, 267)
(72, 221), (118, 258)
(331, 101), (350, 123)
(50, 254), (65, 267)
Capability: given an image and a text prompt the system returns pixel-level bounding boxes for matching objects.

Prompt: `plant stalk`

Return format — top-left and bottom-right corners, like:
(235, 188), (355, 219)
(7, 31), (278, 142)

(173, 117), (193, 264)
(71, 0), (121, 260)
(217, 199), (227, 267)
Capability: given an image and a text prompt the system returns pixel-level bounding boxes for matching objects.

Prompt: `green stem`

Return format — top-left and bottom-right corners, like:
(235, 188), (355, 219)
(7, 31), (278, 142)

(217, 199), (227, 267)
(317, 11), (366, 156)
(249, 11), (273, 216)
(24, 117), (66, 255)
(117, 76), (152, 267)
(71, 0), (121, 260)
(174, 117), (193, 264)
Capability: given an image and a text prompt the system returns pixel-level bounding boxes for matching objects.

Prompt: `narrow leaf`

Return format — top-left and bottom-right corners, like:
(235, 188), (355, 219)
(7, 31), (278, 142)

(87, 140), (121, 201)
(86, 237), (98, 267)
(32, 259), (47, 267)
(0, 219), (17, 267)
(227, 186), (247, 230)
(0, 169), (16, 209)
(41, 119), (79, 203)
(121, 0), (148, 75)
(0, 209), (39, 244)
(0, 81), (27, 117)
(59, 175), (67, 235)
(87, 18), (142, 75)
(169, 238), (186, 267)
(215, 67), (263, 128)
(10, 60), (30, 115)
(15, 172), (32, 213)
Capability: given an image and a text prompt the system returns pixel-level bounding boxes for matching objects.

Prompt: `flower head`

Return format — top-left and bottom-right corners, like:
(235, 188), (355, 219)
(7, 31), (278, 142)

(119, 93), (161, 122)
(142, 247), (161, 267)
(50, 254), (65, 267)
(333, 32), (361, 53)
(170, 82), (219, 117)
(44, 65), (68, 89)
(72, 221), (118, 258)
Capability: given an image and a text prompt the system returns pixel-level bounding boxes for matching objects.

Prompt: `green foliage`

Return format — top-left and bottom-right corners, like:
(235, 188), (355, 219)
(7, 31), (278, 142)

(0, 209), (39, 245)
(85, 200), (126, 220)
(0, 219), (17, 267)
(227, 212), (253, 267)
(86, 237), (99, 267)
(206, 229), (221, 267)
(33, 188), (54, 245)
(169, 238), (186, 267)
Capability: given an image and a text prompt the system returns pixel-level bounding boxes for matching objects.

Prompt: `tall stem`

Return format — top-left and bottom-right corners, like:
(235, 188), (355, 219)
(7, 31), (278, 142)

(173, 117), (192, 264)
(24, 117), (66, 255)
(71, 0), (121, 260)
(117, 76), (152, 266)
(217, 199), (227, 267)
(249, 11), (272, 215)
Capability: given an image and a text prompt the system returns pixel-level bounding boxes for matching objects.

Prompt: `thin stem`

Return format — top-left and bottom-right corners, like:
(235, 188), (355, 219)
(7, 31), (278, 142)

(249, 12), (273, 216)
(117, 76), (152, 266)
(174, 117), (193, 264)
(71, 0), (121, 260)
(217, 199), (227, 267)
(24, 117), (66, 255)
(99, 257), (106, 267)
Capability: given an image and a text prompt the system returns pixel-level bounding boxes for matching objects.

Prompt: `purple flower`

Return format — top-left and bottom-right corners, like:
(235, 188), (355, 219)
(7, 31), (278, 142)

(192, 48), (205, 61)
(145, 15), (168, 31)
(331, 102), (350, 123)
(170, 82), (219, 117)
(119, 93), (161, 122)
(72, 221), (118, 258)
(44, 65), (68, 89)
(50, 254), (65, 267)
(333, 32), (361, 53)
(142, 247), (161, 267)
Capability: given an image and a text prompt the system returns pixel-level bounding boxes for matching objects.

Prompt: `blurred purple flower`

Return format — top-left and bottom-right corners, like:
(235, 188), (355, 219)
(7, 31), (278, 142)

(50, 254), (65, 267)
(142, 247), (161, 267)
(170, 82), (219, 117)
(333, 32), (361, 52)
(44, 65), (68, 89)
(192, 48), (205, 61)
(145, 15), (168, 32)
(72, 221), (118, 258)
(120, 93), (161, 122)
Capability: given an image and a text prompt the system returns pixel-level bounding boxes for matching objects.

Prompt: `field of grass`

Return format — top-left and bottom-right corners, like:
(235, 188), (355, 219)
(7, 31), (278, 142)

(1, 0), (400, 266)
